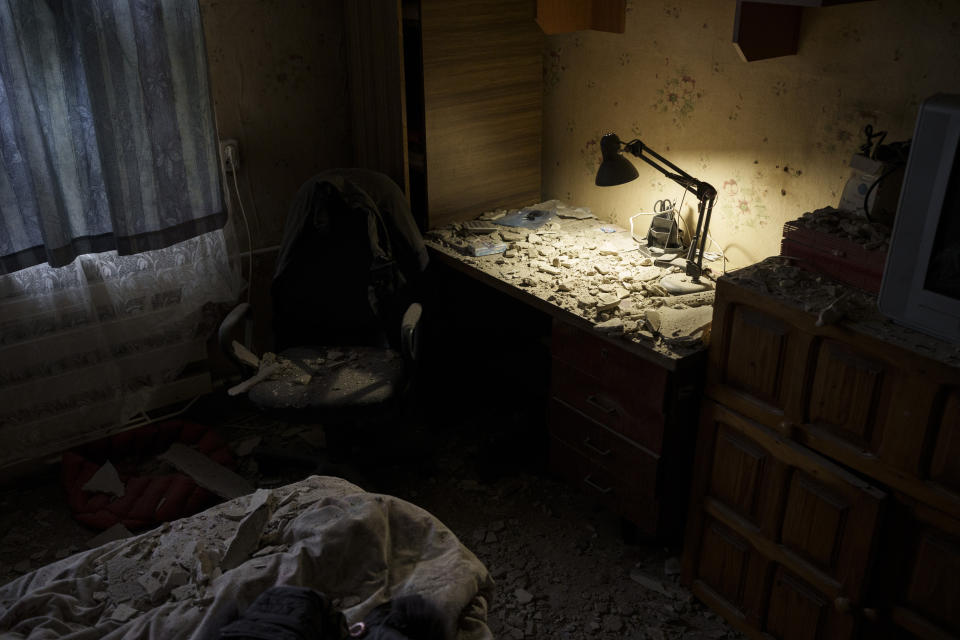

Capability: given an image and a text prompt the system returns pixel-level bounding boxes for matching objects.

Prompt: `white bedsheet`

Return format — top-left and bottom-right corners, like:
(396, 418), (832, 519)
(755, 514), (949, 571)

(0, 476), (493, 640)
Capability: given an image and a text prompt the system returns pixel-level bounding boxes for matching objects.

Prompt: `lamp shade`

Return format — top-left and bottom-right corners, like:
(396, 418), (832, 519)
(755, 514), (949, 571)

(595, 133), (639, 186)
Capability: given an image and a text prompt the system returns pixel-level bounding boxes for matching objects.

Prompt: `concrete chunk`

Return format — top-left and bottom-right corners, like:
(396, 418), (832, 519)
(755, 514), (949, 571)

(82, 461), (125, 498)
(87, 522), (133, 549)
(159, 443), (253, 500)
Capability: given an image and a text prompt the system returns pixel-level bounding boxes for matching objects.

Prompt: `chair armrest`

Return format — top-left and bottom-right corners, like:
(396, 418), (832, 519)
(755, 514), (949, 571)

(218, 302), (254, 369)
(400, 302), (423, 363)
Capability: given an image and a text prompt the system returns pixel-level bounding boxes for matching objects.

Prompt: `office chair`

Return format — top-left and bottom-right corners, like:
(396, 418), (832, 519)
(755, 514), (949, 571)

(217, 169), (428, 459)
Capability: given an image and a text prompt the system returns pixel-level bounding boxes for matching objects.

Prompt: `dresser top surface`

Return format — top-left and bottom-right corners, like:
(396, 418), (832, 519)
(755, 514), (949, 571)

(724, 256), (960, 369)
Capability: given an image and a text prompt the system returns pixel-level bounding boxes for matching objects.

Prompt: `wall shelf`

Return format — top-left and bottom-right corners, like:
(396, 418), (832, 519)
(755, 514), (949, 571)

(733, 0), (875, 61)
(535, 0), (625, 34)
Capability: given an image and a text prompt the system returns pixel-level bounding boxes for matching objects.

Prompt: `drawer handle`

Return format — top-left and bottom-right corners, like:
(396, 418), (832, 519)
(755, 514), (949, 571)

(586, 394), (618, 416)
(583, 437), (611, 457)
(583, 474), (613, 494)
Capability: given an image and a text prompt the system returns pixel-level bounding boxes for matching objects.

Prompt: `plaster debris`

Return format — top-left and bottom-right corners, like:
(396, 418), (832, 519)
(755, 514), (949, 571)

(645, 306), (713, 339)
(110, 603), (139, 623)
(220, 489), (274, 572)
(425, 209), (718, 358)
(232, 436), (262, 457)
(231, 340), (261, 369)
(629, 566), (672, 597)
(596, 293), (620, 312)
(594, 318), (624, 335)
(515, 588), (534, 605)
(87, 522), (133, 549)
(815, 294), (849, 327)
(82, 461), (125, 498)
(159, 443), (254, 500)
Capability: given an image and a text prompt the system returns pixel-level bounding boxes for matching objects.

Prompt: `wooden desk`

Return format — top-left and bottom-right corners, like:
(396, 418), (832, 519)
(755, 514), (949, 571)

(426, 217), (711, 538)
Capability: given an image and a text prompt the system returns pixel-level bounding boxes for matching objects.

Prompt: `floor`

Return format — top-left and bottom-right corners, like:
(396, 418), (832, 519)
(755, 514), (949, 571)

(0, 386), (741, 640)
(0, 275), (742, 639)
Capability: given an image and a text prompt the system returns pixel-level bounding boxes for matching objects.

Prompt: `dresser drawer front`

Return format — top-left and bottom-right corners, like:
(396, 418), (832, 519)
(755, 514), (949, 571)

(548, 397), (659, 493)
(548, 436), (662, 535)
(689, 518), (856, 640)
(700, 402), (886, 605)
(551, 357), (666, 453)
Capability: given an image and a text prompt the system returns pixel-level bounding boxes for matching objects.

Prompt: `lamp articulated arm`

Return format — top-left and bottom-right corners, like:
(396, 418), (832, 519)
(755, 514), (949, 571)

(599, 133), (717, 281)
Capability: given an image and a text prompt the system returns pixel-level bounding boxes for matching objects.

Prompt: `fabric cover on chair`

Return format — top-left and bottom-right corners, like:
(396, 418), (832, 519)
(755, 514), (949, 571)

(250, 169), (427, 410)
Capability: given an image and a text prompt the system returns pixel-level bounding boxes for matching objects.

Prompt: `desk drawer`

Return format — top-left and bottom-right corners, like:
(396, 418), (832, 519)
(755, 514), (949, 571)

(549, 397), (659, 495)
(551, 357), (666, 453)
(552, 322), (668, 411)
(549, 436), (662, 535)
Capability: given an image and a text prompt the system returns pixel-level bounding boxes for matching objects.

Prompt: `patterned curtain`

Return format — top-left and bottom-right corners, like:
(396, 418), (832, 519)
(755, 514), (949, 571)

(0, 0), (225, 275)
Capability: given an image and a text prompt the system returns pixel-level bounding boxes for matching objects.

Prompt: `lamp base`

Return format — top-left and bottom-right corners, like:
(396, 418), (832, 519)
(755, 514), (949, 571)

(660, 273), (714, 295)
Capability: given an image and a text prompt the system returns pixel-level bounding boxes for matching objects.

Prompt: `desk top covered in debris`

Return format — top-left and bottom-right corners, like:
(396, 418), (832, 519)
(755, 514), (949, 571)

(425, 203), (717, 369)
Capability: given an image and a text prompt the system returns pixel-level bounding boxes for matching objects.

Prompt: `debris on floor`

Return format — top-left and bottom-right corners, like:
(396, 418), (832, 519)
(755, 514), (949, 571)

(80, 460), (125, 497)
(159, 442), (254, 500)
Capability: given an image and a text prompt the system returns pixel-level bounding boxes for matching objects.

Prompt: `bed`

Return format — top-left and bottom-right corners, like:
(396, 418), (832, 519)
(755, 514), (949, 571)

(0, 476), (494, 639)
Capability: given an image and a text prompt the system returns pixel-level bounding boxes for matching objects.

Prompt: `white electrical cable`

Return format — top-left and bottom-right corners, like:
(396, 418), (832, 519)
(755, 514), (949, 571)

(230, 167), (254, 304)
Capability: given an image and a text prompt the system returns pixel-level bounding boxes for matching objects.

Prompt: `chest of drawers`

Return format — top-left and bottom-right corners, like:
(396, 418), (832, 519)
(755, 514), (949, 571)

(682, 260), (960, 640)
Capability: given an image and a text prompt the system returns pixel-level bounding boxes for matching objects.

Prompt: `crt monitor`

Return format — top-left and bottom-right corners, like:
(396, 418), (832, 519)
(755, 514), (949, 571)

(879, 93), (960, 344)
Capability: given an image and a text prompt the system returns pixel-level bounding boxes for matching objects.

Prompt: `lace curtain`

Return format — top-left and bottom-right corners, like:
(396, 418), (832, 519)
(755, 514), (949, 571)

(0, 230), (240, 468)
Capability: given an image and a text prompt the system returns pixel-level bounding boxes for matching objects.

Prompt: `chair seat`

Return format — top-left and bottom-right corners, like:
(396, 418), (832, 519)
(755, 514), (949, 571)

(248, 345), (404, 410)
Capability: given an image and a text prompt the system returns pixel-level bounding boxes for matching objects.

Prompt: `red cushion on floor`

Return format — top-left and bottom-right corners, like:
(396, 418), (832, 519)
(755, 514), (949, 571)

(61, 420), (237, 531)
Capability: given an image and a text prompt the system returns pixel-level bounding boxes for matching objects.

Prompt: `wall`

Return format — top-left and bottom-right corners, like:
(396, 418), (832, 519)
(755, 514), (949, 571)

(541, 0), (960, 270)
(199, 0), (352, 250)
(199, 0), (354, 353)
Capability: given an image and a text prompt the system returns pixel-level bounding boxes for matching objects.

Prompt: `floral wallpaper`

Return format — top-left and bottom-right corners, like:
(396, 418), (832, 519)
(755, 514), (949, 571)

(541, 0), (960, 269)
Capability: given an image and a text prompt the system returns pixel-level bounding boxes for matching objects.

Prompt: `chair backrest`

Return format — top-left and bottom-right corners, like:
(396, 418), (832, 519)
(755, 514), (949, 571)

(270, 170), (427, 352)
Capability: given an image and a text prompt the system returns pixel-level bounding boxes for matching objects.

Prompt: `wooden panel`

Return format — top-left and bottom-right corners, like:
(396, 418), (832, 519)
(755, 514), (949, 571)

(548, 398), (658, 494)
(535, 0), (625, 34)
(345, 0), (409, 193)
(808, 340), (886, 447)
(710, 427), (768, 524)
(765, 567), (829, 640)
(780, 472), (848, 571)
(930, 389), (960, 497)
(421, 0), (542, 227)
(904, 529), (960, 635)
(698, 519), (752, 611)
(723, 306), (790, 410)
(705, 403), (885, 604)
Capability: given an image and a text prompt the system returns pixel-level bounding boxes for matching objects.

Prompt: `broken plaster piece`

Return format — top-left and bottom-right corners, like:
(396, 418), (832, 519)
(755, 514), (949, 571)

(110, 603), (139, 623)
(594, 318), (625, 335)
(82, 461), (125, 498)
(87, 522), (133, 549)
(220, 489), (274, 573)
(159, 443), (254, 500)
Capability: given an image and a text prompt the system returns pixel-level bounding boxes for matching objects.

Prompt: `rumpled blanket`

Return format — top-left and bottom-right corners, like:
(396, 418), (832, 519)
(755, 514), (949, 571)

(0, 476), (493, 640)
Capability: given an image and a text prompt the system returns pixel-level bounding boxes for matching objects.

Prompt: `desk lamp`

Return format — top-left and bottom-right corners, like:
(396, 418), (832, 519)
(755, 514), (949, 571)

(596, 133), (717, 294)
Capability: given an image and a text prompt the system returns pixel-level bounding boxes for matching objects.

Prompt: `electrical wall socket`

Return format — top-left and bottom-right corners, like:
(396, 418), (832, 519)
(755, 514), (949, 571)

(219, 139), (240, 174)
